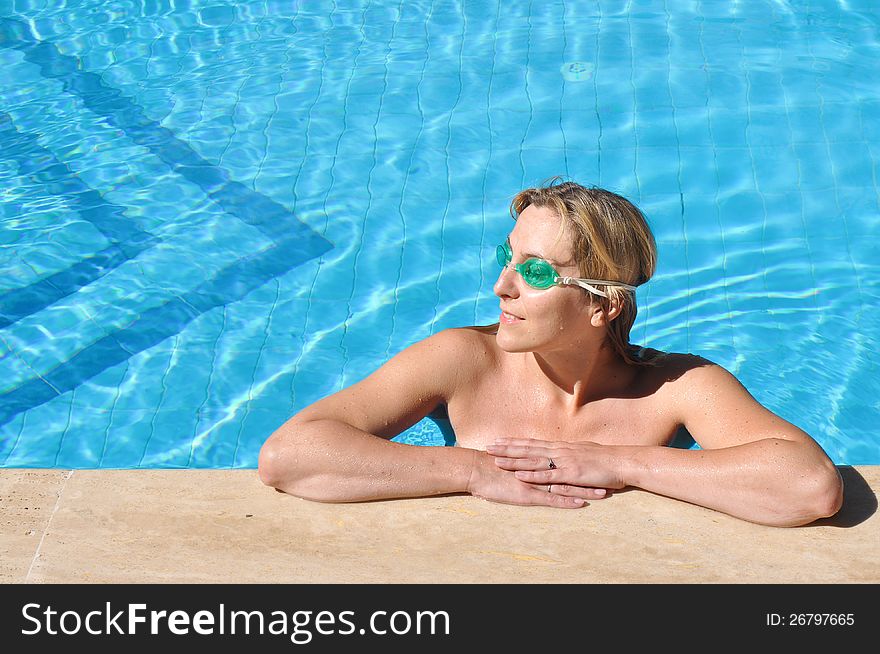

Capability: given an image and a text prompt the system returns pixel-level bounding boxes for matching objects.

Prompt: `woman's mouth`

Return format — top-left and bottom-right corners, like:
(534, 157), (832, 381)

(500, 310), (523, 324)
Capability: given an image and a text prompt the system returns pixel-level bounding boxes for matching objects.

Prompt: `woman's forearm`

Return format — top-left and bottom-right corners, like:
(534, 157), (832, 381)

(619, 439), (843, 526)
(258, 418), (476, 502)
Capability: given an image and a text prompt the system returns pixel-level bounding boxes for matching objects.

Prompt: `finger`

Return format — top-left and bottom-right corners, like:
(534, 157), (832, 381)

(476, 480), (588, 509)
(513, 469), (556, 483)
(491, 438), (568, 450)
(547, 484), (609, 500)
(527, 487), (586, 509)
(516, 472), (610, 499)
(486, 443), (552, 457)
(492, 437), (543, 446)
(493, 456), (552, 471)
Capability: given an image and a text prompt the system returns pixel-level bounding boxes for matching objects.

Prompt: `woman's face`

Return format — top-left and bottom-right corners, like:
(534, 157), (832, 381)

(494, 204), (597, 353)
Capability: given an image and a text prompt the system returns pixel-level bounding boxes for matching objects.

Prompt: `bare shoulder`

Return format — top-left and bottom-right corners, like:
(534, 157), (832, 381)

(419, 325), (500, 378)
(646, 351), (749, 401)
(644, 350), (726, 381)
(386, 324), (499, 387)
(292, 326), (499, 436)
(646, 351), (810, 448)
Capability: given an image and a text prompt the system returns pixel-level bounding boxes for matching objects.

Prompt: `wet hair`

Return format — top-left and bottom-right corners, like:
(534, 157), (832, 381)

(510, 177), (657, 366)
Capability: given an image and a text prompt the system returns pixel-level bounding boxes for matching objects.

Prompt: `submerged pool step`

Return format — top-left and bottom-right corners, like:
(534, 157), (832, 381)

(0, 17), (333, 426)
(0, 111), (162, 329)
(0, 16), (327, 245)
(0, 230), (330, 427)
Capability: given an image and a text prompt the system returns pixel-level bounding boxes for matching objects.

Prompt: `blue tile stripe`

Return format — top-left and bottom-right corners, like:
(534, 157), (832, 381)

(0, 231), (326, 426)
(0, 238), (159, 330)
(0, 112), (152, 242)
(0, 16), (330, 247)
(0, 111), (160, 328)
(0, 17), (334, 425)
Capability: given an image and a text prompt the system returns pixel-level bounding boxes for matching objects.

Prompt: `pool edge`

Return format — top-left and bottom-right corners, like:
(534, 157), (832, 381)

(2, 466), (878, 584)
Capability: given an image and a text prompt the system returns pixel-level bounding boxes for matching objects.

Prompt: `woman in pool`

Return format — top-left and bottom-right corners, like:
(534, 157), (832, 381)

(258, 180), (843, 527)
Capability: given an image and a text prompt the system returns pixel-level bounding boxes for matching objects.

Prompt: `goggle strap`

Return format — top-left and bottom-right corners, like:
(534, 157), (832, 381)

(556, 276), (638, 297)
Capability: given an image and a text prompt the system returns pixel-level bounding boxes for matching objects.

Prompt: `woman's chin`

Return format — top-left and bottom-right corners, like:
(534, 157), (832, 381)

(495, 328), (535, 353)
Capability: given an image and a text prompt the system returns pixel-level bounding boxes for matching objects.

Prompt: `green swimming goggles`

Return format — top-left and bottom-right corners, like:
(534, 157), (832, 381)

(496, 240), (638, 298)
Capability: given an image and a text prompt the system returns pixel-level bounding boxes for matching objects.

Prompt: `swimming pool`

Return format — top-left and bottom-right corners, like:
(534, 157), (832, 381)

(1, 0), (877, 468)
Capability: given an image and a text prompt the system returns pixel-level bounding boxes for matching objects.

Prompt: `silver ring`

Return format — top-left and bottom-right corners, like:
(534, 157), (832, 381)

(547, 484), (552, 493)
(548, 457), (557, 470)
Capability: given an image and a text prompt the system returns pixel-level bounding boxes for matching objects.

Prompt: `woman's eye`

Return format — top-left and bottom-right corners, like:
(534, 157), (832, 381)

(523, 260), (545, 276)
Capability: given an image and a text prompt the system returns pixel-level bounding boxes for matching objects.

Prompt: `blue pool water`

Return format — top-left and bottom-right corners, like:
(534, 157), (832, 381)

(1, 0), (877, 468)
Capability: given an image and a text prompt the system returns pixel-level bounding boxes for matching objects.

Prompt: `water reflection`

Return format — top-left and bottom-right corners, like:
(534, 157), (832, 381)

(1, 0), (877, 467)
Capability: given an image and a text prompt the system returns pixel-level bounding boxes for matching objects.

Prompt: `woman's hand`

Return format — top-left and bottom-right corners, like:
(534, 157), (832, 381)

(466, 450), (590, 508)
(486, 438), (626, 500)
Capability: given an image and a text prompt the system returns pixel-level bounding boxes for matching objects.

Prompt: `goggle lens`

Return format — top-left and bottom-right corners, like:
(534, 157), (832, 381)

(519, 259), (556, 288)
(496, 242), (511, 268)
(496, 242), (558, 290)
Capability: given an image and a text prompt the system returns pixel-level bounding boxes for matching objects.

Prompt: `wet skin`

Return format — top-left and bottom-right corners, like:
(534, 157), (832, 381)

(259, 206), (843, 526)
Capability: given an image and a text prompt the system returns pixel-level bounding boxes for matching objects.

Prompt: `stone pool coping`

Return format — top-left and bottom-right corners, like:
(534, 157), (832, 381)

(1, 466), (877, 584)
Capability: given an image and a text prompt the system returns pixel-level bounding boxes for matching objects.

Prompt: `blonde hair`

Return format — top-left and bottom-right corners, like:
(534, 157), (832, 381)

(509, 178), (657, 366)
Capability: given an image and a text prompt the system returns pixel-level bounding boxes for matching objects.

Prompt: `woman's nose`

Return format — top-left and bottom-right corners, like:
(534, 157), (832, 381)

(493, 264), (520, 298)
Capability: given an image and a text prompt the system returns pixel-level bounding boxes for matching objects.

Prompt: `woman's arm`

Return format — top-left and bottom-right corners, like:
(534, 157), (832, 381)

(259, 328), (471, 501)
(258, 328), (583, 507)
(490, 362), (843, 526)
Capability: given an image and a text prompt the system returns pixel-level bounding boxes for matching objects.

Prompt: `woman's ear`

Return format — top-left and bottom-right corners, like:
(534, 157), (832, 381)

(589, 294), (623, 327)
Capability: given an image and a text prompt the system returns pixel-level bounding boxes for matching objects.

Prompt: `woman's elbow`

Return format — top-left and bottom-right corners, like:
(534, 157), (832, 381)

(810, 461), (844, 520)
(785, 460), (844, 526)
(257, 434), (287, 489)
(258, 423), (338, 501)
(258, 427), (311, 493)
